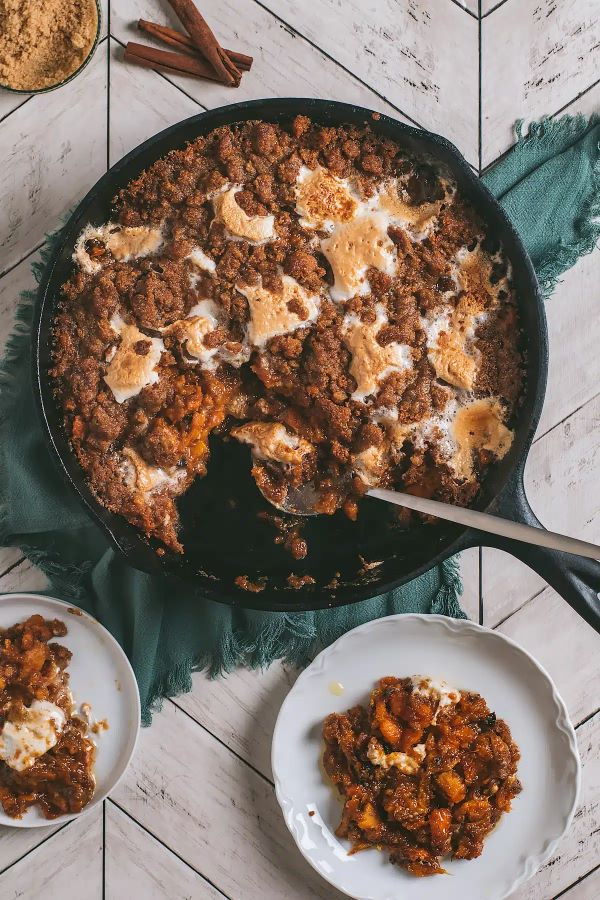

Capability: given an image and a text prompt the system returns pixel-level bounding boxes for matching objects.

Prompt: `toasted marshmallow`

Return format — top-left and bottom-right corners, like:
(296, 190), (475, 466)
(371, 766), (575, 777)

(212, 184), (276, 244)
(0, 701), (66, 772)
(187, 247), (217, 273)
(237, 275), (320, 348)
(377, 178), (448, 239)
(295, 166), (358, 230)
(322, 212), (397, 302)
(74, 223), (164, 274)
(367, 737), (426, 774)
(410, 676), (461, 722)
(450, 398), (513, 480)
(165, 300), (220, 369)
(104, 320), (164, 404)
(429, 329), (478, 390)
(352, 443), (389, 488)
(231, 422), (313, 468)
(122, 447), (185, 495)
(343, 304), (413, 402)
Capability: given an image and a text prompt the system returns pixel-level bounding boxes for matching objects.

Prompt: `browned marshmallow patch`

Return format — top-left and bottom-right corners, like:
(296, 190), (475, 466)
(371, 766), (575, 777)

(378, 179), (445, 235)
(104, 323), (164, 403)
(322, 214), (396, 302)
(344, 306), (413, 402)
(212, 185), (276, 243)
(122, 447), (184, 495)
(450, 399), (514, 480)
(237, 275), (320, 347)
(73, 223), (163, 274)
(231, 422), (314, 467)
(295, 166), (358, 229)
(429, 330), (478, 391)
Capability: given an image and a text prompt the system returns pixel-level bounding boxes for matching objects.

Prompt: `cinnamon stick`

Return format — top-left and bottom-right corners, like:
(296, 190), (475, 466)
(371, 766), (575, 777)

(124, 42), (226, 83)
(166, 0), (241, 86)
(137, 19), (252, 71)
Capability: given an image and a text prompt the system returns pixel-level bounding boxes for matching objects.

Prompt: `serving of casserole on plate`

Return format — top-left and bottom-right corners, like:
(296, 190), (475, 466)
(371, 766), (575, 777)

(272, 615), (580, 900)
(0, 594), (140, 828)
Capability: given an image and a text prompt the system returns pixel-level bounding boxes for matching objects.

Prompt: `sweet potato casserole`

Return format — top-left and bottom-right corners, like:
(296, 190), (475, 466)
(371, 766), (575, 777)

(50, 116), (522, 555)
(0, 615), (95, 819)
(323, 676), (521, 876)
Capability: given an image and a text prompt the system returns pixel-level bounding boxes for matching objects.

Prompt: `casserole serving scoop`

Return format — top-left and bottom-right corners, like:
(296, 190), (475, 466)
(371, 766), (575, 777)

(255, 463), (599, 561)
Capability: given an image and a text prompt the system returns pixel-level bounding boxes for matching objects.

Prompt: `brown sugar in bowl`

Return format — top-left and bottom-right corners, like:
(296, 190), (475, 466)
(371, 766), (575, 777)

(0, 0), (101, 94)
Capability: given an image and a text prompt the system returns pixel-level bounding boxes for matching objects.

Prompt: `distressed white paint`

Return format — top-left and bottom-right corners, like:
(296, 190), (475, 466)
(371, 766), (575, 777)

(512, 713), (600, 898)
(112, 700), (344, 899)
(498, 585), (599, 725)
(483, 382), (599, 620)
(255, 0), (479, 164)
(111, 0), (413, 127)
(109, 38), (200, 166)
(482, 0), (600, 165)
(0, 1), (598, 897)
(560, 867), (600, 900)
(0, 556), (49, 593)
(105, 802), (223, 898)
(0, 47), (107, 274)
(0, 806), (102, 899)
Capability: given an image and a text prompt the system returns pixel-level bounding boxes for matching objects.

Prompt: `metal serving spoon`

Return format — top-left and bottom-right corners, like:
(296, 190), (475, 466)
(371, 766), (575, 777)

(254, 463), (600, 561)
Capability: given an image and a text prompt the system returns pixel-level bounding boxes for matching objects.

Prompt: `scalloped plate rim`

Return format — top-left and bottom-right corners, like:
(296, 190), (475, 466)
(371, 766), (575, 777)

(271, 613), (581, 900)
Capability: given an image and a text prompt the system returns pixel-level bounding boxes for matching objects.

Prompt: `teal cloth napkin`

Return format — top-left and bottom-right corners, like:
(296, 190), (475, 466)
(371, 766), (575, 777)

(0, 114), (598, 723)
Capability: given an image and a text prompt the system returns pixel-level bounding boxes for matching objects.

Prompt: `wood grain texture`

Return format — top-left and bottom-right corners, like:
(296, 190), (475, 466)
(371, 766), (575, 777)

(112, 700), (346, 899)
(0, 94), (32, 124)
(255, 0), (479, 164)
(512, 713), (600, 899)
(0, 47), (107, 275)
(482, 0), (600, 165)
(0, 806), (102, 898)
(498, 585), (599, 725)
(537, 249), (600, 440)
(0, 247), (40, 355)
(0, 821), (64, 875)
(175, 663), (298, 780)
(111, 0), (412, 125)
(481, 0), (507, 15)
(458, 547), (480, 621)
(0, 557), (49, 594)
(454, 0), (479, 15)
(109, 38), (200, 166)
(561, 867), (600, 899)
(105, 802), (224, 898)
(483, 385), (600, 626)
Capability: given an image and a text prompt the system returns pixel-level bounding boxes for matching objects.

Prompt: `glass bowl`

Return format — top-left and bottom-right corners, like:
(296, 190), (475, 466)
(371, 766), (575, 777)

(0, 0), (102, 96)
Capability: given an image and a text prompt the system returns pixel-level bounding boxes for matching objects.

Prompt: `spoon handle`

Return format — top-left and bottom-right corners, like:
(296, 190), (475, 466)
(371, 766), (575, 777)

(367, 488), (600, 561)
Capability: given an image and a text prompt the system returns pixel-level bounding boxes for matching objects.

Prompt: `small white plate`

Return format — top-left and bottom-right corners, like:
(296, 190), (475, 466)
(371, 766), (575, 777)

(272, 614), (580, 900)
(0, 593), (140, 827)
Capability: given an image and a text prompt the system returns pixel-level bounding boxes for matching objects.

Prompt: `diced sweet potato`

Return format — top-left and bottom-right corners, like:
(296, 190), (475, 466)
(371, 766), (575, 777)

(429, 808), (452, 855)
(436, 771), (466, 804)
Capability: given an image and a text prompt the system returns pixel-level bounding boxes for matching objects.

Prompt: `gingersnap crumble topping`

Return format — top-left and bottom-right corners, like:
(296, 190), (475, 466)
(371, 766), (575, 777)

(0, 0), (98, 91)
(50, 117), (523, 556)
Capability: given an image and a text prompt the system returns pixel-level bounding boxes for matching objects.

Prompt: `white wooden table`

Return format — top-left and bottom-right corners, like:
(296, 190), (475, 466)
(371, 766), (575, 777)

(0, 2), (598, 897)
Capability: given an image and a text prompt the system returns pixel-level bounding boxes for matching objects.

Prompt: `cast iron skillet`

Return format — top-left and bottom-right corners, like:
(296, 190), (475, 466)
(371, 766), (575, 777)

(33, 98), (600, 628)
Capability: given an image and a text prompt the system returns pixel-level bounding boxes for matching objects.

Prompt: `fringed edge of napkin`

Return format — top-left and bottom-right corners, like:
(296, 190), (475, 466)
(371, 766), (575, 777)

(513, 114), (600, 297)
(140, 555), (465, 723)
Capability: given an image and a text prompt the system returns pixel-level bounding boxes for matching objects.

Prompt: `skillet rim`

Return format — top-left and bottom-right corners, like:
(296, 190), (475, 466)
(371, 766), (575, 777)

(32, 97), (547, 611)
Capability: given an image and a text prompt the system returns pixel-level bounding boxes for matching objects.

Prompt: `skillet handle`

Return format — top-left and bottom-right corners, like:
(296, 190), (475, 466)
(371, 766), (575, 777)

(478, 473), (600, 634)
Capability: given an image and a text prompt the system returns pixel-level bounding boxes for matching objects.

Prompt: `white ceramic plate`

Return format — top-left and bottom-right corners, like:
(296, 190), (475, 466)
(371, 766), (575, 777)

(272, 614), (580, 900)
(0, 593), (140, 827)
